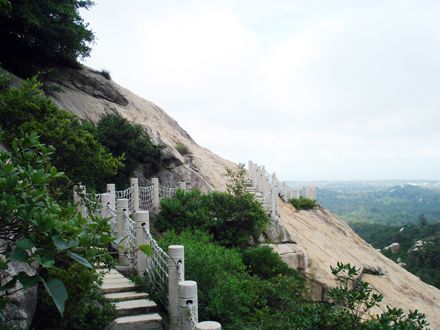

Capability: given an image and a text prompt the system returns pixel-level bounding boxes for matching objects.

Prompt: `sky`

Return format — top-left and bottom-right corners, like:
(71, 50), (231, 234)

(81, 0), (440, 181)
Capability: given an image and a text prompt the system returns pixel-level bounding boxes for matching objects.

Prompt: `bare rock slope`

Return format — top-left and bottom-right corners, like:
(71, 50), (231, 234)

(52, 66), (440, 328)
(49, 66), (236, 190)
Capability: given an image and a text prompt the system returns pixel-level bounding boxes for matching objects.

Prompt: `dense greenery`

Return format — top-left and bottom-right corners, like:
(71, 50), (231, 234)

(0, 76), (122, 193)
(0, 134), (116, 328)
(155, 189), (270, 247)
(318, 185), (440, 225)
(0, 0), (94, 77)
(289, 196), (318, 210)
(351, 222), (440, 289)
(90, 114), (162, 187)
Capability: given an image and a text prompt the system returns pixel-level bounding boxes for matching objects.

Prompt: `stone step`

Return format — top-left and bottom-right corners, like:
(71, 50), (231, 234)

(105, 291), (149, 302)
(101, 281), (138, 294)
(114, 299), (158, 317)
(109, 313), (163, 330)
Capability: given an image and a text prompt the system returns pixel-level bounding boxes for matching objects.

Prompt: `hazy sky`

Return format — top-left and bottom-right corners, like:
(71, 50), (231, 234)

(81, 0), (440, 181)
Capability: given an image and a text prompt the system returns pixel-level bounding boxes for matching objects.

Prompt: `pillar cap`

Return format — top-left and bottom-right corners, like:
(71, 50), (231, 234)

(196, 321), (221, 330)
(168, 245), (184, 258)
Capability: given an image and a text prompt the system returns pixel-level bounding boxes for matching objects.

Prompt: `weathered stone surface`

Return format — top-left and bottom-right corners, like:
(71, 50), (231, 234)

(264, 222), (296, 244)
(265, 243), (308, 272)
(1, 261), (38, 329)
(384, 242), (400, 254)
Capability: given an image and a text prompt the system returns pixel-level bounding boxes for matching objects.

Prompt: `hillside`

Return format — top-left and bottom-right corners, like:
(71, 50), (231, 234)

(49, 66), (440, 328)
(318, 184), (440, 225)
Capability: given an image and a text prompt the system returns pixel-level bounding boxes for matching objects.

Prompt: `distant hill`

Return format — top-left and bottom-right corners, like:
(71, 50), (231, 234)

(317, 184), (440, 225)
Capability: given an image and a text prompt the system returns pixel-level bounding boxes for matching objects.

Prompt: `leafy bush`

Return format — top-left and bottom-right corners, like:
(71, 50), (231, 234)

(155, 190), (269, 247)
(0, 0), (94, 77)
(32, 264), (116, 330)
(100, 69), (111, 80)
(94, 114), (162, 187)
(0, 133), (115, 328)
(0, 78), (122, 193)
(175, 142), (190, 156)
(289, 196), (318, 210)
(225, 163), (247, 197)
(159, 230), (306, 329)
(241, 246), (297, 280)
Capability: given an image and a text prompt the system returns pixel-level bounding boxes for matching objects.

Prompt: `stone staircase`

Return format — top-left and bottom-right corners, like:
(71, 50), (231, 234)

(101, 269), (163, 330)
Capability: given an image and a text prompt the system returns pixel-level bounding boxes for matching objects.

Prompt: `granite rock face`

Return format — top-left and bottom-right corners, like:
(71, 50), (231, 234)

(1, 261), (38, 329)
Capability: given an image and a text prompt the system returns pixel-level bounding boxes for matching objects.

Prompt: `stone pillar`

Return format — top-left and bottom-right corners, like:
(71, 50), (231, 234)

(178, 280), (198, 330)
(106, 183), (116, 210)
(78, 184), (87, 217)
(179, 181), (187, 191)
(116, 198), (129, 265)
(130, 177), (139, 212)
(100, 193), (112, 219)
(152, 177), (160, 211)
(135, 211), (149, 277)
(196, 321), (222, 330)
(271, 173), (278, 219)
(168, 245), (184, 330)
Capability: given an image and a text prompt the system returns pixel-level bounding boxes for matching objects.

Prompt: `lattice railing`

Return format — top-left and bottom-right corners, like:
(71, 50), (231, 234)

(116, 187), (134, 212)
(140, 185), (154, 211)
(107, 204), (118, 237)
(124, 211), (137, 266)
(159, 185), (178, 199)
(143, 225), (169, 309)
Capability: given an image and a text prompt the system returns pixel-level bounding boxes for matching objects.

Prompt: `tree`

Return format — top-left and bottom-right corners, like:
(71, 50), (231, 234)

(94, 114), (162, 187)
(0, 0), (94, 77)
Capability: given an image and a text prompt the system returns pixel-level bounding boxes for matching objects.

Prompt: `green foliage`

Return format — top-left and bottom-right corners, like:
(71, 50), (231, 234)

(175, 142), (190, 156)
(33, 264), (116, 330)
(0, 78), (122, 193)
(328, 262), (429, 330)
(100, 69), (111, 80)
(289, 196), (318, 210)
(0, 134), (115, 327)
(241, 246), (297, 280)
(159, 230), (306, 329)
(318, 184), (440, 225)
(155, 189), (269, 247)
(94, 114), (162, 187)
(225, 163), (247, 197)
(351, 222), (440, 289)
(0, 0), (94, 77)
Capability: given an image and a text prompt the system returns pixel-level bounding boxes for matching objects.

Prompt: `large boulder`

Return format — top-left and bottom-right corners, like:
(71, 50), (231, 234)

(384, 242), (400, 254)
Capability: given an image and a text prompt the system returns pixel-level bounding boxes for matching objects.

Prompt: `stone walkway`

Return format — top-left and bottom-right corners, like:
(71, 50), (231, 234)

(100, 269), (163, 329)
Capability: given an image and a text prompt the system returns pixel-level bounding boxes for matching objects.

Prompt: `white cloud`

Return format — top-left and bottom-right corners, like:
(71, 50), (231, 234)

(82, 0), (440, 180)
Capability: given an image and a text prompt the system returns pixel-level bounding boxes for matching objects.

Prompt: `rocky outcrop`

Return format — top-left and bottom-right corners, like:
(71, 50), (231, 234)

(384, 242), (400, 254)
(0, 261), (38, 329)
(48, 66), (236, 191)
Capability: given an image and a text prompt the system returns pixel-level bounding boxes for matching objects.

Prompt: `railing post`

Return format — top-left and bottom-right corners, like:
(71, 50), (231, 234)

(100, 193), (112, 219)
(152, 177), (160, 211)
(116, 198), (129, 265)
(178, 280), (198, 330)
(77, 184), (87, 217)
(130, 177), (140, 212)
(135, 211), (149, 277)
(106, 183), (116, 210)
(271, 173), (278, 219)
(179, 181), (187, 191)
(196, 321), (222, 330)
(168, 245), (184, 330)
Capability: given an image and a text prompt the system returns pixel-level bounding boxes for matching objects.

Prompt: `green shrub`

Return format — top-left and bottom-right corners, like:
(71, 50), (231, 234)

(100, 69), (111, 80)
(155, 190), (269, 247)
(175, 142), (190, 156)
(0, 133), (116, 326)
(0, 78), (122, 193)
(94, 114), (162, 187)
(241, 246), (297, 280)
(159, 230), (307, 329)
(33, 264), (116, 329)
(289, 196), (318, 210)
